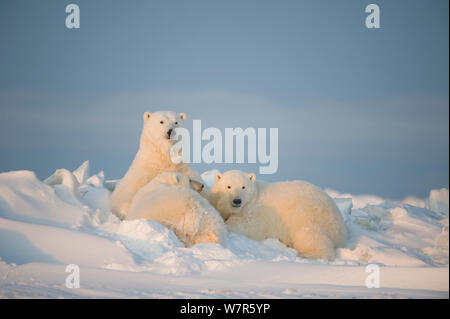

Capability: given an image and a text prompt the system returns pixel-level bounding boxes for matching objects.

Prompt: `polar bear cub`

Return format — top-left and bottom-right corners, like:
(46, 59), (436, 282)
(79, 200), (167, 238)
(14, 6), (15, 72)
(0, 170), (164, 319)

(110, 110), (209, 220)
(127, 172), (226, 247)
(211, 170), (346, 260)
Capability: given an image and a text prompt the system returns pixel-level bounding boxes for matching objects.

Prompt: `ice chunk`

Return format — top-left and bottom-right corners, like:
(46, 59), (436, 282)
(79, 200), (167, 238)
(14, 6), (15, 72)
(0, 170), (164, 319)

(201, 169), (221, 188)
(104, 180), (118, 192)
(325, 188), (385, 209)
(86, 171), (105, 188)
(426, 188), (449, 216)
(116, 219), (184, 261)
(44, 168), (84, 207)
(334, 198), (352, 222)
(72, 160), (90, 185)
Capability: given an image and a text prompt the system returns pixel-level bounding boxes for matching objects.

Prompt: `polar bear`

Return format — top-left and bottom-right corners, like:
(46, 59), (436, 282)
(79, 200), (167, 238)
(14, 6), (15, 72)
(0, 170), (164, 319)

(110, 111), (211, 219)
(126, 172), (226, 247)
(211, 170), (346, 260)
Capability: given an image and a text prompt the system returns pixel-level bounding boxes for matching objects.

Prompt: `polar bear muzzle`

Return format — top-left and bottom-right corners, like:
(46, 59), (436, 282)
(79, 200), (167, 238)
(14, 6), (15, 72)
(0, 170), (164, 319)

(231, 198), (242, 207)
(190, 179), (204, 193)
(167, 128), (173, 139)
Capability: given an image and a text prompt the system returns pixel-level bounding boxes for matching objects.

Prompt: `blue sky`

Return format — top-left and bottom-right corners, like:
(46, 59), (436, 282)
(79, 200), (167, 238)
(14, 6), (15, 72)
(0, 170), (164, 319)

(0, 0), (448, 198)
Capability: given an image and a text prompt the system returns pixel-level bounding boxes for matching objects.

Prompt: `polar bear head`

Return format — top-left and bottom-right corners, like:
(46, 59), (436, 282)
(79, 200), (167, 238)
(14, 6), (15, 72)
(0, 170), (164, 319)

(211, 170), (256, 217)
(141, 110), (186, 149)
(152, 172), (204, 192)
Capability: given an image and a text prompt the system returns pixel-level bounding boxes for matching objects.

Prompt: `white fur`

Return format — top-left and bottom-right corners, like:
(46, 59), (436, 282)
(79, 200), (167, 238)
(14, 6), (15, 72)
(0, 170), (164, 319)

(110, 111), (211, 219)
(127, 172), (226, 246)
(211, 170), (346, 260)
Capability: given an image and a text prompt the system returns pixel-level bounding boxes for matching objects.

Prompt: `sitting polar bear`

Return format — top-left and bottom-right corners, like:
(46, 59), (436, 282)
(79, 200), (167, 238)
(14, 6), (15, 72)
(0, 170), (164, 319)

(110, 111), (211, 219)
(127, 172), (226, 247)
(211, 170), (346, 260)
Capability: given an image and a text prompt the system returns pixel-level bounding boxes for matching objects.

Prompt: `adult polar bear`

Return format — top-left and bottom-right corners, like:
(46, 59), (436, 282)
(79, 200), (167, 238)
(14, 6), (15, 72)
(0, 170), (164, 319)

(127, 172), (226, 246)
(211, 170), (346, 260)
(110, 111), (208, 219)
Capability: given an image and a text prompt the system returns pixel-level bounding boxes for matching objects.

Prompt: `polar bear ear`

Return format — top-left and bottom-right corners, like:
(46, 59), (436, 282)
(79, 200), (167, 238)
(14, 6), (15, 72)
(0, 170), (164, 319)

(248, 173), (256, 182)
(190, 179), (204, 192)
(143, 112), (151, 120)
(179, 113), (186, 121)
(214, 173), (222, 183)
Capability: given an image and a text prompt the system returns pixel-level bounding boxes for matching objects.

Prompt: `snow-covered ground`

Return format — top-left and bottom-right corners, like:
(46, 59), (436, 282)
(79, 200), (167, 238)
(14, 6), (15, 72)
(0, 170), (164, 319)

(0, 161), (448, 299)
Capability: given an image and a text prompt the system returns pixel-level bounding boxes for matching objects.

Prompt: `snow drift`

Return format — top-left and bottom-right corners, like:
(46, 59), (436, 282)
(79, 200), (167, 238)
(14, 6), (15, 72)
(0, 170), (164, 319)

(0, 161), (448, 298)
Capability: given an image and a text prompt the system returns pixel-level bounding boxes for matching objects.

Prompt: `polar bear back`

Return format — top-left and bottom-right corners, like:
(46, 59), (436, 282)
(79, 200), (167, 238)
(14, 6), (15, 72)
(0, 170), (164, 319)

(128, 186), (188, 219)
(127, 184), (226, 246)
(258, 180), (346, 247)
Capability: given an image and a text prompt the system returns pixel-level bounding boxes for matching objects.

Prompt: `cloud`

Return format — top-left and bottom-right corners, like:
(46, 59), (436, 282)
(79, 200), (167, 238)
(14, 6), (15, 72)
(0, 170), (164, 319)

(0, 89), (448, 197)
(1, 89), (448, 155)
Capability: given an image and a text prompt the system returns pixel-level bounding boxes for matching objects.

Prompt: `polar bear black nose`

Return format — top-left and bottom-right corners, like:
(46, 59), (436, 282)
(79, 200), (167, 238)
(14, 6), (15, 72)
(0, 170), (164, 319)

(167, 129), (173, 139)
(232, 198), (242, 205)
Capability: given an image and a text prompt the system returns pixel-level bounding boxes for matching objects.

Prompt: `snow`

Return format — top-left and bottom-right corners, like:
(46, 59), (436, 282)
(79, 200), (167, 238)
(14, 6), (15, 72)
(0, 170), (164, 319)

(0, 162), (448, 298)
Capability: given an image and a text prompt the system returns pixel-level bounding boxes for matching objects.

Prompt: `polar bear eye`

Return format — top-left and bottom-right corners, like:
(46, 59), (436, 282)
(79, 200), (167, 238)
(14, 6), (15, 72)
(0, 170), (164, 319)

(227, 186), (231, 189)
(242, 186), (245, 189)
(175, 121), (178, 125)
(160, 121), (164, 124)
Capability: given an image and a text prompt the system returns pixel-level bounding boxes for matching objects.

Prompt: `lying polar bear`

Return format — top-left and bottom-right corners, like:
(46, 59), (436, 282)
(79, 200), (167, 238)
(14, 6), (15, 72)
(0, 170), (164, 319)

(111, 111), (212, 220)
(127, 172), (226, 247)
(211, 170), (346, 260)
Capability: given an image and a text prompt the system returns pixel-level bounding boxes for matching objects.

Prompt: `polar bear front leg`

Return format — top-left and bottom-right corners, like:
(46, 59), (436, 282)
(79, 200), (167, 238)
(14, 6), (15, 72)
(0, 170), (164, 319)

(191, 211), (226, 245)
(110, 182), (137, 220)
(192, 230), (221, 245)
(292, 224), (336, 260)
